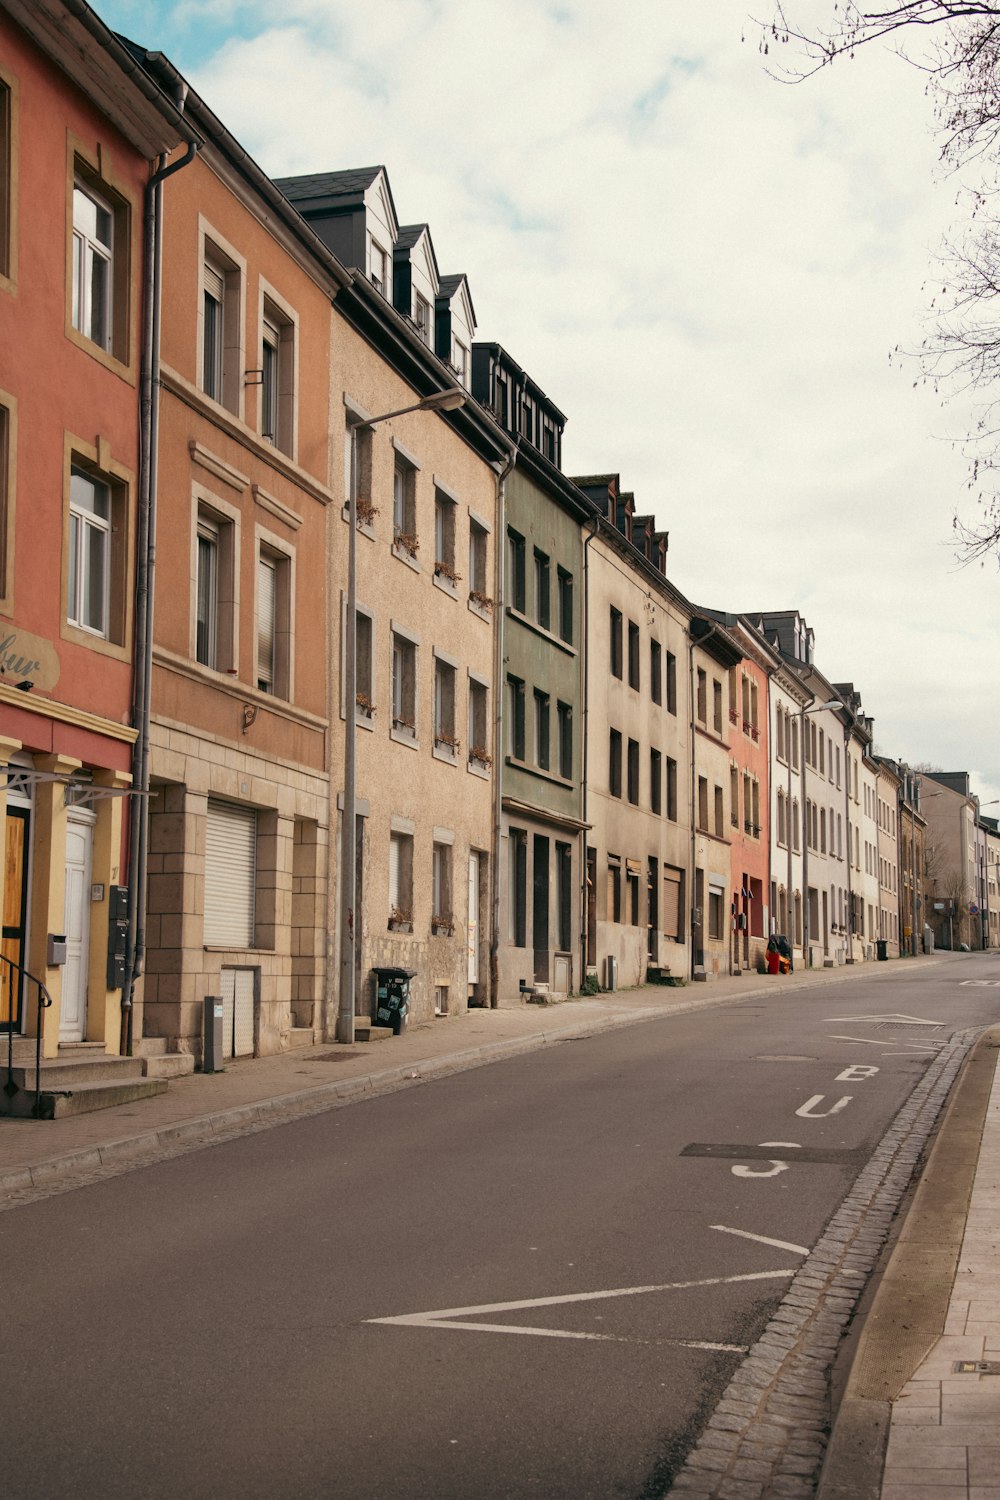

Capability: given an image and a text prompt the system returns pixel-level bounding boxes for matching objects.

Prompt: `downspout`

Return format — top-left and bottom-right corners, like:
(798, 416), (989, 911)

(579, 514), (599, 986)
(121, 130), (199, 1055)
(843, 730), (855, 963)
(489, 438), (518, 1008)
(688, 623), (719, 980)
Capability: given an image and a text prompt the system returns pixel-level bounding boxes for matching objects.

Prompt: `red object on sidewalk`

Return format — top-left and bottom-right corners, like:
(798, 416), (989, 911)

(767, 949), (781, 975)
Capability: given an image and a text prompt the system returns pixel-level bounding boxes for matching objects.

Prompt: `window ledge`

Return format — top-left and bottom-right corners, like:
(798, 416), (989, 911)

(392, 540), (421, 572)
(340, 504), (376, 541)
(505, 606), (577, 656)
(433, 742), (459, 766)
(390, 724), (419, 750)
(432, 571), (459, 598)
(467, 758), (491, 780)
(504, 755), (575, 791)
(468, 596), (493, 623)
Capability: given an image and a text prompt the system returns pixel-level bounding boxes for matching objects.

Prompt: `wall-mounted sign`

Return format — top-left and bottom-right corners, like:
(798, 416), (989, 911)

(0, 628), (60, 692)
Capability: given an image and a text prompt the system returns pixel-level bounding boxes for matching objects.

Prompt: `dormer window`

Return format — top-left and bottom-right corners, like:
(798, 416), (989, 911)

(414, 293), (430, 344)
(370, 239), (388, 295)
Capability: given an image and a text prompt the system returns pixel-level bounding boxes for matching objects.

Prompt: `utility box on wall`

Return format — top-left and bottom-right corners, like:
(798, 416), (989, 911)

(106, 885), (128, 989)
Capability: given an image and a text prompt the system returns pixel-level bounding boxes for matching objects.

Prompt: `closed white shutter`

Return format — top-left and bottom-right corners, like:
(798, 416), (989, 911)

(257, 555), (275, 693)
(663, 867), (682, 940)
(205, 800), (256, 947)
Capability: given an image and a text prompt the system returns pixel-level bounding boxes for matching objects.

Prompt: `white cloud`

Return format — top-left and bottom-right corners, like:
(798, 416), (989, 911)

(126, 0), (1000, 799)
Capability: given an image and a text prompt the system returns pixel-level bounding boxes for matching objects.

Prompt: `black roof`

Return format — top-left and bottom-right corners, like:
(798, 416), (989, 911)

(274, 166), (384, 201)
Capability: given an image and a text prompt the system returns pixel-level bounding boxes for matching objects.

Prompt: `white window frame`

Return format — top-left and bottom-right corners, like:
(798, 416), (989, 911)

(72, 179), (113, 351)
(68, 466), (111, 638)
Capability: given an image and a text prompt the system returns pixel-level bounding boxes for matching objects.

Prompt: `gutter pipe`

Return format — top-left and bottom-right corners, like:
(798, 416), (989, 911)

(489, 439), (518, 1008)
(121, 133), (199, 1055)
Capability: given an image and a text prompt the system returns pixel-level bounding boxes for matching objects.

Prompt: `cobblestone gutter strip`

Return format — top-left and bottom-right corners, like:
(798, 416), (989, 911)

(665, 1027), (981, 1500)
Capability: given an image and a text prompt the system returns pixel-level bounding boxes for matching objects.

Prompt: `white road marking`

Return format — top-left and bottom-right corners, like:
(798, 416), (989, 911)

(828, 1034), (884, 1044)
(368, 1268), (797, 1344)
(825, 1013), (941, 1025)
(960, 980), (1000, 987)
(710, 1224), (810, 1256)
(733, 1161), (788, 1177)
(796, 1095), (851, 1118)
(836, 1065), (880, 1081)
(760, 1141), (802, 1148)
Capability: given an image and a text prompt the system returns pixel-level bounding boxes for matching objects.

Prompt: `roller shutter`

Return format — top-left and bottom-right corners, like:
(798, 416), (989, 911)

(205, 799), (256, 947)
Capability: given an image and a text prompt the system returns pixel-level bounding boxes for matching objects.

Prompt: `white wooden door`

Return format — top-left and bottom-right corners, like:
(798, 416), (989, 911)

(467, 852), (480, 986)
(61, 811), (94, 1042)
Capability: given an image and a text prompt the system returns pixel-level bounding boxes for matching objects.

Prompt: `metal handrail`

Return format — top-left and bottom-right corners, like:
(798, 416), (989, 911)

(2, 954), (53, 1118)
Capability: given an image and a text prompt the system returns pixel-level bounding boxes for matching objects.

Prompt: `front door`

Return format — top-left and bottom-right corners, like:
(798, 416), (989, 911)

(61, 810), (94, 1042)
(2, 806), (30, 1031)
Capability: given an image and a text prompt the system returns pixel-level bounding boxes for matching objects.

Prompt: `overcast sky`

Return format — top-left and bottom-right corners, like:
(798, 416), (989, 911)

(102, 0), (1000, 808)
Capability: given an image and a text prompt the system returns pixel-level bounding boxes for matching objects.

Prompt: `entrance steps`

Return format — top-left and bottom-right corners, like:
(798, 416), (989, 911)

(132, 1036), (195, 1080)
(1, 1046), (167, 1118)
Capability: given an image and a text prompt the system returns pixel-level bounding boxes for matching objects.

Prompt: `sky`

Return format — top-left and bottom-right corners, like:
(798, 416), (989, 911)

(101, 0), (1000, 808)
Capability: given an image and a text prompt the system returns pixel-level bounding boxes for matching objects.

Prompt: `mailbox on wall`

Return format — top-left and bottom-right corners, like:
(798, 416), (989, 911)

(106, 885), (128, 989)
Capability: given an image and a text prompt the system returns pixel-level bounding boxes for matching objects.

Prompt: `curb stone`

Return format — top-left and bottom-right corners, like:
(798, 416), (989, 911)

(662, 1027), (981, 1499)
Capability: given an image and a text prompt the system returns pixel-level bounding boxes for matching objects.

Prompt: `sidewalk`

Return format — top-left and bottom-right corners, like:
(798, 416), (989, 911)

(821, 1017), (1000, 1500)
(1, 957), (900, 1197)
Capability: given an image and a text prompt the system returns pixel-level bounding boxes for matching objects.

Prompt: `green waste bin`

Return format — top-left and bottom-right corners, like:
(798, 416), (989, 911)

(876, 939), (888, 962)
(373, 967), (415, 1034)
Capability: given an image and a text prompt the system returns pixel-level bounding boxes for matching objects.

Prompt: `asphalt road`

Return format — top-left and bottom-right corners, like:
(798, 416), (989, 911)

(4, 955), (1000, 1500)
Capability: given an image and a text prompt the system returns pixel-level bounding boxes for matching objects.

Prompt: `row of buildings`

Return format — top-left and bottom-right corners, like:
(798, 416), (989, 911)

(1, 0), (997, 1080)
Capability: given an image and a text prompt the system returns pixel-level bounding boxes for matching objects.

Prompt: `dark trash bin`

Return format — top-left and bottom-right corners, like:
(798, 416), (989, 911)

(372, 967), (416, 1035)
(876, 939), (888, 962)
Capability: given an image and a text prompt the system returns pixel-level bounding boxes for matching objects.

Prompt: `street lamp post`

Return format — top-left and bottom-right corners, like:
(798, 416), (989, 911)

(337, 386), (466, 1045)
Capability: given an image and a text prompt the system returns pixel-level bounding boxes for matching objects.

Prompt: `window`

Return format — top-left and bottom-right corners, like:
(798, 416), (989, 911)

(507, 675), (525, 759)
(451, 338), (469, 384)
(432, 842), (452, 925)
(414, 293), (431, 344)
(200, 235), (243, 413)
(708, 887), (724, 941)
(392, 631), (417, 736)
(468, 677), (489, 770)
(627, 738), (639, 805)
(650, 640), (662, 704)
(777, 788), (787, 847)
(509, 829), (527, 946)
(434, 656), (457, 753)
(557, 568), (573, 643)
(609, 729), (623, 798)
(388, 830), (413, 927)
(259, 296), (295, 456)
(393, 459), (417, 556)
(68, 467), (110, 637)
(666, 652), (677, 715)
(469, 518), (489, 601)
(714, 784), (724, 837)
(610, 608), (623, 678)
(731, 766), (740, 828)
(0, 396), (12, 607)
(256, 545), (291, 698)
(628, 621), (640, 690)
(698, 776), (709, 831)
(344, 414), (373, 519)
(696, 668), (707, 723)
(193, 499), (236, 673)
(355, 610), (374, 718)
(0, 71), (14, 287)
(370, 238), (388, 296)
(557, 701), (573, 780)
(776, 705), (786, 762)
(556, 843), (572, 952)
(666, 758), (678, 822)
(626, 861), (640, 926)
(650, 749), (662, 815)
(713, 679), (723, 735)
(72, 179), (113, 351)
(534, 549), (551, 629)
(534, 690), (550, 770)
(196, 517), (219, 668)
(434, 489), (457, 584)
(507, 528), (526, 612)
(607, 854), (622, 923)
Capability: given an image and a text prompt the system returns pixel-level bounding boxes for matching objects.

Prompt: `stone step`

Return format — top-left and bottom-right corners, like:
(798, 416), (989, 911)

(141, 1052), (194, 1080)
(7, 1055), (146, 1089)
(353, 1022), (394, 1042)
(286, 1027), (316, 1051)
(132, 1036), (168, 1058)
(1, 1075), (167, 1119)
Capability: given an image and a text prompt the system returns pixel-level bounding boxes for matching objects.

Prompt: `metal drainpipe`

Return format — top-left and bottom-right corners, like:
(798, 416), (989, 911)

(121, 134), (199, 1056)
(489, 438), (517, 1008)
(579, 515), (599, 985)
(843, 730), (854, 963)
